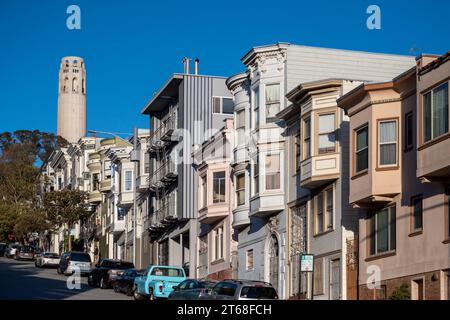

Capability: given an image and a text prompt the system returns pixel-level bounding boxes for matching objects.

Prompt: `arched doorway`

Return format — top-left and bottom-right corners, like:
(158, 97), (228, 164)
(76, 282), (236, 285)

(268, 234), (279, 292)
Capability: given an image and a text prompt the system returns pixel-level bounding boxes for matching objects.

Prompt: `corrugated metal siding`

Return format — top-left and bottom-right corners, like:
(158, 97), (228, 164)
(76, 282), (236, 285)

(181, 75), (215, 220)
(286, 45), (415, 91)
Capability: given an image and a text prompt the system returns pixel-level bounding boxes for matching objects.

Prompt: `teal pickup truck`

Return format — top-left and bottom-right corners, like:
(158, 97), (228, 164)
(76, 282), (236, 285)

(133, 265), (186, 300)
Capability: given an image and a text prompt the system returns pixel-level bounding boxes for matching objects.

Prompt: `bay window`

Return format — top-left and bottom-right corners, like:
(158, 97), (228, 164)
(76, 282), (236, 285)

(265, 84), (280, 122)
(124, 170), (133, 191)
(253, 87), (260, 128)
(236, 174), (245, 206)
(424, 82), (449, 142)
(378, 120), (397, 166)
(213, 171), (226, 203)
(252, 156), (259, 196)
(236, 109), (246, 145)
(355, 125), (369, 173)
(303, 117), (311, 159)
(318, 113), (336, 154)
(265, 154), (280, 190)
(201, 175), (207, 208)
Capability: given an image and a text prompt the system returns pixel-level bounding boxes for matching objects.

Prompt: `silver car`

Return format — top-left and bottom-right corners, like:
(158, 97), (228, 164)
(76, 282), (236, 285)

(35, 252), (60, 267)
(203, 279), (279, 300)
(57, 251), (92, 276)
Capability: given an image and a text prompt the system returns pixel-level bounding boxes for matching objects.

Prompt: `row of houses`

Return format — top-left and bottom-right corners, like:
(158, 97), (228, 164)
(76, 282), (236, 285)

(40, 43), (450, 300)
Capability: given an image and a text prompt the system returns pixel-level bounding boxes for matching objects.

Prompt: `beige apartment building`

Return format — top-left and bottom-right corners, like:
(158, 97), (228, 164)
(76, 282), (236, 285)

(193, 119), (237, 280)
(337, 51), (450, 300)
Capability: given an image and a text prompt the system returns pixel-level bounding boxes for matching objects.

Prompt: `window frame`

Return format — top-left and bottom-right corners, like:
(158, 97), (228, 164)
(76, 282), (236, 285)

(313, 186), (334, 235)
(213, 225), (224, 261)
(264, 83), (281, 123)
(422, 81), (449, 144)
(354, 124), (369, 176)
(212, 171), (226, 204)
(317, 112), (337, 155)
(404, 111), (414, 151)
(377, 118), (399, 169)
(235, 173), (245, 206)
(302, 117), (311, 160)
(368, 205), (397, 257)
(410, 195), (423, 235)
(252, 155), (259, 196)
(264, 153), (281, 191)
(124, 170), (133, 192)
(246, 249), (254, 271)
(294, 134), (301, 173)
(253, 87), (260, 129)
(200, 174), (207, 208)
(236, 109), (246, 145)
(212, 96), (234, 115)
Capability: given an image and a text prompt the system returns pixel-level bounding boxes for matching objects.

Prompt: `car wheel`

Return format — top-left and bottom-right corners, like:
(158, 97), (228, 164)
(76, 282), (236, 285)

(57, 267), (62, 274)
(100, 277), (107, 289)
(35, 261), (38, 267)
(88, 275), (94, 287)
(133, 286), (143, 301)
(149, 288), (155, 301)
(126, 286), (133, 297)
(113, 284), (120, 293)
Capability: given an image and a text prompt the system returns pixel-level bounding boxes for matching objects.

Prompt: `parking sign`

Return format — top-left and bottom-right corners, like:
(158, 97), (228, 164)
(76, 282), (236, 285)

(300, 254), (314, 272)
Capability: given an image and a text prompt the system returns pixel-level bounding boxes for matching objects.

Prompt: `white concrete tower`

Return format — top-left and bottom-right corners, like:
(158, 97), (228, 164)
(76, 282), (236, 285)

(57, 56), (86, 143)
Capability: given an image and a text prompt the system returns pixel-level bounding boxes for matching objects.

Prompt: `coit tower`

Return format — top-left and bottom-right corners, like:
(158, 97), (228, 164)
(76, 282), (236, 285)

(57, 56), (86, 143)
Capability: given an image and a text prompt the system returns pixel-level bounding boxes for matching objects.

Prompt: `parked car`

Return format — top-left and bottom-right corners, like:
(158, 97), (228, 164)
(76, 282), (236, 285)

(88, 259), (134, 289)
(14, 245), (35, 261)
(35, 252), (60, 267)
(202, 280), (279, 300)
(5, 244), (19, 258)
(57, 251), (92, 276)
(0, 243), (6, 257)
(113, 268), (145, 296)
(168, 279), (218, 300)
(133, 265), (186, 300)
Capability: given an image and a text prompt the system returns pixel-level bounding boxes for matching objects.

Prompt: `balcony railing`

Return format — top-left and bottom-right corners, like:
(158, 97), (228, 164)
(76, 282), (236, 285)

(148, 112), (177, 151)
(149, 193), (178, 231)
(149, 160), (177, 190)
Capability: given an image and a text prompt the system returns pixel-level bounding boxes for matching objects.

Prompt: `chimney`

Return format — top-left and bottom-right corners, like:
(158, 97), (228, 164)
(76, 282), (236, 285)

(194, 58), (199, 75)
(183, 57), (191, 74)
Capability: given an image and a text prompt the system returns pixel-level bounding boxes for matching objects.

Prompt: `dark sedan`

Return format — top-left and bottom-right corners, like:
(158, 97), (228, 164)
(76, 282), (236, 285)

(113, 268), (145, 296)
(88, 259), (134, 289)
(168, 279), (218, 300)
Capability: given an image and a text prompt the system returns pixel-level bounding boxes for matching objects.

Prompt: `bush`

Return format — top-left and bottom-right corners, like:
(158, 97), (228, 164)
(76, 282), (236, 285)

(389, 283), (410, 300)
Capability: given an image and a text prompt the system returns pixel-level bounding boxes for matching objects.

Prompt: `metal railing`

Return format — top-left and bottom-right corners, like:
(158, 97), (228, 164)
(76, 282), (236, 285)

(148, 111), (177, 150)
(151, 192), (178, 227)
(150, 160), (177, 187)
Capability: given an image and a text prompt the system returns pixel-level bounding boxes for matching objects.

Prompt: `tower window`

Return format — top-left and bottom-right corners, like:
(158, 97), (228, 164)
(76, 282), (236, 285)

(72, 78), (78, 93)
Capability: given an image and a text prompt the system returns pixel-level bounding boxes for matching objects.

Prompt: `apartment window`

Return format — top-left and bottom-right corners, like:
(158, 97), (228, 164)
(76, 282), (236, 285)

(303, 117), (311, 159)
(314, 187), (334, 234)
(158, 240), (169, 266)
(295, 134), (301, 172)
(378, 120), (398, 166)
(411, 195), (423, 232)
(201, 175), (207, 208)
(313, 258), (324, 295)
(253, 87), (260, 128)
(246, 249), (254, 271)
(265, 84), (280, 122)
(144, 153), (150, 174)
(213, 171), (226, 203)
(424, 82), (449, 142)
(124, 170), (133, 191)
(405, 112), (414, 150)
(213, 226), (224, 261)
(92, 173), (99, 191)
(318, 113), (336, 154)
(236, 174), (245, 206)
(369, 206), (396, 255)
(213, 97), (234, 114)
(265, 154), (280, 190)
(236, 109), (246, 145)
(252, 156), (259, 196)
(117, 207), (125, 221)
(104, 160), (111, 179)
(355, 125), (369, 173)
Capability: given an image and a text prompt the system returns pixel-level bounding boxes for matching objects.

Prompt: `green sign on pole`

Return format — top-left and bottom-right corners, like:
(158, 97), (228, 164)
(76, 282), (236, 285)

(300, 254), (314, 272)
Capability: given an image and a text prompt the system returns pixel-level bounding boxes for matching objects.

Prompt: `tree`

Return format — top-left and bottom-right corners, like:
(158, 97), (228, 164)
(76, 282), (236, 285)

(43, 190), (91, 251)
(389, 283), (411, 300)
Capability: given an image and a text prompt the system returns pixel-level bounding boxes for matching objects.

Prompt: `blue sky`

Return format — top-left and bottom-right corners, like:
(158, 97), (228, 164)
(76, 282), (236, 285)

(0, 0), (449, 136)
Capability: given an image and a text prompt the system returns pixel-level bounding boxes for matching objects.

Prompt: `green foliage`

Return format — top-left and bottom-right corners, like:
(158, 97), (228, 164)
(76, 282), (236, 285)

(389, 283), (411, 300)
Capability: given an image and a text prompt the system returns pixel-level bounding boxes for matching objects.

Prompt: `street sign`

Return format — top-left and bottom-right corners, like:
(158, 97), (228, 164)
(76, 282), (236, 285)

(300, 254), (314, 272)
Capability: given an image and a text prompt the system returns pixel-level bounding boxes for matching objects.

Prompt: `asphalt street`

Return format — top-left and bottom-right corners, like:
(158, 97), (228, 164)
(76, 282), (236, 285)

(0, 257), (132, 300)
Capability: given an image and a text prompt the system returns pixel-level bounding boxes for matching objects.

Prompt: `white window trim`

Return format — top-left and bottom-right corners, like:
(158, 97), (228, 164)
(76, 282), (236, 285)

(212, 96), (233, 115)
(377, 119), (398, 168)
(423, 81), (450, 143)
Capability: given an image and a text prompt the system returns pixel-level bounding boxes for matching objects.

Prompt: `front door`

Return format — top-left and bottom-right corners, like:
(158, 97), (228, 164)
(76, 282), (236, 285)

(330, 259), (341, 300)
(269, 235), (279, 293)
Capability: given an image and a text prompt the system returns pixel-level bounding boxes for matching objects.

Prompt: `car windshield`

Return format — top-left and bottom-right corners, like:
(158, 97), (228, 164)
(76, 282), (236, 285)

(240, 286), (278, 299)
(70, 253), (91, 262)
(101, 260), (134, 269)
(150, 267), (184, 277)
(44, 253), (60, 258)
(214, 283), (237, 296)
